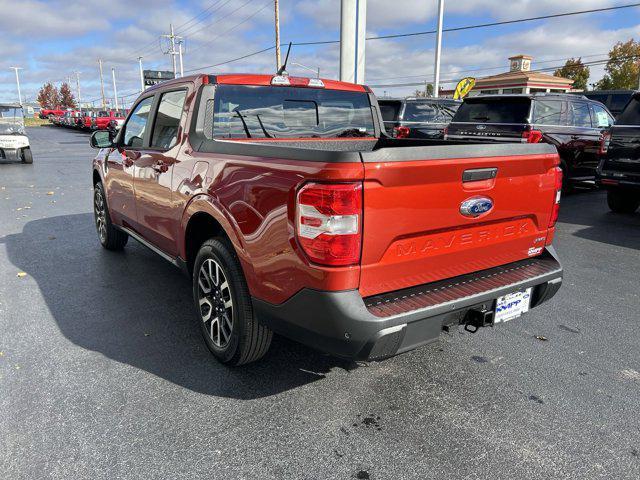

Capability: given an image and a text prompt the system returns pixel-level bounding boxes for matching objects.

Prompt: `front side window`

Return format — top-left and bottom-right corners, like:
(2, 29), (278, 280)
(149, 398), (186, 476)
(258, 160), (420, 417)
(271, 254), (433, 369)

(212, 85), (375, 139)
(151, 90), (187, 149)
(569, 102), (592, 128)
(591, 104), (614, 128)
(123, 96), (153, 148)
(532, 100), (564, 126)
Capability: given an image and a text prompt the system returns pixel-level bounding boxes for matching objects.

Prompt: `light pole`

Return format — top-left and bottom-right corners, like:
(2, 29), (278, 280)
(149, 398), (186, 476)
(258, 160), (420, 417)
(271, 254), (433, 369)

(9, 67), (23, 104)
(138, 56), (145, 92)
(292, 62), (320, 78)
(111, 67), (119, 111)
(178, 40), (185, 78)
(433, 0), (445, 98)
(74, 71), (81, 105)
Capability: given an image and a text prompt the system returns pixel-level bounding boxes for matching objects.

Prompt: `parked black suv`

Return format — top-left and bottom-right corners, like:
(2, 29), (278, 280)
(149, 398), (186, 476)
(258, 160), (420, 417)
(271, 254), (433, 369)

(379, 97), (460, 139)
(581, 90), (635, 119)
(446, 93), (615, 186)
(596, 91), (640, 213)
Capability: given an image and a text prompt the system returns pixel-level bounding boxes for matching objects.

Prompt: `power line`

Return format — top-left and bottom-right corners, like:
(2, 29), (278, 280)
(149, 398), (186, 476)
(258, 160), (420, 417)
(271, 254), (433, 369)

(183, 3), (640, 75)
(184, 46), (275, 73)
(173, 0), (227, 34)
(187, 1), (272, 56)
(367, 54), (640, 89)
(179, 0), (255, 42)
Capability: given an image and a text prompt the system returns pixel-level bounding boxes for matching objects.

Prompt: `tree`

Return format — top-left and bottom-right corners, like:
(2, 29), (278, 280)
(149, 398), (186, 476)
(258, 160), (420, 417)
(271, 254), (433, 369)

(595, 39), (640, 90)
(554, 58), (590, 91)
(36, 82), (60, 109)
(59, 83), (76, 109)
(414, 83), (434, 97)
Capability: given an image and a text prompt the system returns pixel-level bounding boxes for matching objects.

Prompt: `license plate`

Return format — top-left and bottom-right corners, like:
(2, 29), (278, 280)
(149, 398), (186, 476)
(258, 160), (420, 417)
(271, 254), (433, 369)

(494, 288), (532, 323)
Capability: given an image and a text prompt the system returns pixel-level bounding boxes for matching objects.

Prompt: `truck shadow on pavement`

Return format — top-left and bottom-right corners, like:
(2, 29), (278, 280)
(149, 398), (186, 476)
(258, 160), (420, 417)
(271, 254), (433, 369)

(559, 191), (640, 250)
(2, 213), (356, 399)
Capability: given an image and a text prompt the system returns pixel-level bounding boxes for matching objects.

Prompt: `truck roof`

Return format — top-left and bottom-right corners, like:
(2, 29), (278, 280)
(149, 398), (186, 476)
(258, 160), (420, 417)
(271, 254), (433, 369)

(145, 73), (370, 93)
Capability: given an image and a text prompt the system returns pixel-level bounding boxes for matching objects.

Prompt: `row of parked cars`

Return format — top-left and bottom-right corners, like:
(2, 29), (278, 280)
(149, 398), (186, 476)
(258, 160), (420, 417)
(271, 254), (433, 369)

(379, 90), (639, 213)
(46, 108), (127, 132)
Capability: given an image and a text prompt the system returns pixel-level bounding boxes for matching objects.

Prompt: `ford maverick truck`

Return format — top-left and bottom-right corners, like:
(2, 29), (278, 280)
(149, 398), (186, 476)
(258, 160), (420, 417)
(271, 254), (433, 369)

(90, 73), (563, 366)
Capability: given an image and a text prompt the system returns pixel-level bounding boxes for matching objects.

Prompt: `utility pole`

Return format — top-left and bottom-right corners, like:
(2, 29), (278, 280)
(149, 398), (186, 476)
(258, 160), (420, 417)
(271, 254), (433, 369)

(9, 67), (23, 104)
(74, 71), (81, 105)
(161, 24), (182, 77)
(111, 67), (119, 111)
(275, 0), (281, 71)
(178, 40), (185, 77)
(339, 0), (367, 83)
(98, 59), (106, 109)
(433, 0), (445, 98)
(138, 57), (145, 92)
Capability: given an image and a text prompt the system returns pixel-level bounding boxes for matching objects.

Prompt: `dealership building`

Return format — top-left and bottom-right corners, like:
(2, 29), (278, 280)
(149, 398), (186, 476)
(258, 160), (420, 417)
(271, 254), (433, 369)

(465, 55), (575, 96)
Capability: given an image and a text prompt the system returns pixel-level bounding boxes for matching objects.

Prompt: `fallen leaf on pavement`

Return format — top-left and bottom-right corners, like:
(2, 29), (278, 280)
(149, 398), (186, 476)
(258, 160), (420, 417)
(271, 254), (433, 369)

(46, 191), (54, 196)
(535, 335), (548, 341)
(16, 272), (27, 278)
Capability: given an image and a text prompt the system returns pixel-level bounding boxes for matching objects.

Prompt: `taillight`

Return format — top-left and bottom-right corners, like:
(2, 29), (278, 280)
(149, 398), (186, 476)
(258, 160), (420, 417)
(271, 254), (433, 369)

(599, 131), (611, 155)
(296, 182), (362, 266)
(393, 126), (411, 138)
(522, 129), (543, 143)
(443, 126), (449, 139)
(549, 166), (563, 228)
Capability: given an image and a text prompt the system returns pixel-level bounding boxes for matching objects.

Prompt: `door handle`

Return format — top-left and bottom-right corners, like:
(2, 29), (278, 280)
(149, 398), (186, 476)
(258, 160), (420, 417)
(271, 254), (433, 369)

(152, 161), (169, 173)
(571, 135), (580, 140)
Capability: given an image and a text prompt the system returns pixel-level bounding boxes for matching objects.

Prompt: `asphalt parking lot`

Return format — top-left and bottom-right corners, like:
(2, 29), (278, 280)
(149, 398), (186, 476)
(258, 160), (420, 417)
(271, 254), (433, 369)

(1, 126), (639, 480)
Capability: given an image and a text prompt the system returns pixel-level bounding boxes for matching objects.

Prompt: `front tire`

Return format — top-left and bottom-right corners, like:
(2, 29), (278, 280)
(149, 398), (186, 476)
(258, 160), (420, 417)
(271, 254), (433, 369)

(193, 238), (272, 366)
(21, 147), (33, 164)
(93, 182), (128, 250)
(607, 189), (640, 214)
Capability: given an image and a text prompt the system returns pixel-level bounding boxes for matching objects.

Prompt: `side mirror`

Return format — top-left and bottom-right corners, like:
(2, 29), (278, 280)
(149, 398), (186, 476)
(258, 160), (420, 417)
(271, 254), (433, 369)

(90, 130), (115, 149)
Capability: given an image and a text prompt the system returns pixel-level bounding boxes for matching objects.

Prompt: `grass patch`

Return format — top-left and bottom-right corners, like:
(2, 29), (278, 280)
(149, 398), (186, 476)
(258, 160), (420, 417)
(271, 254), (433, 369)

(24, 117), (51, 127)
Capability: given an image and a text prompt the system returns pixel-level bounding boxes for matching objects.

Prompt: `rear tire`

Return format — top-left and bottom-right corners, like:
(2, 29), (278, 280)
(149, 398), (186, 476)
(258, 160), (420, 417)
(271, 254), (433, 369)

(21, 147), (33, 164)
(93, 182), (128, 250)
(607, 189), (640, 213)
(192, 238), (272, 366)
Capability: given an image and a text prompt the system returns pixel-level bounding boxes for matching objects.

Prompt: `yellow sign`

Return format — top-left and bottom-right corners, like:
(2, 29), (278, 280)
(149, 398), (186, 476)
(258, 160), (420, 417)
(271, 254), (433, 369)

(453, 77), (476, 100)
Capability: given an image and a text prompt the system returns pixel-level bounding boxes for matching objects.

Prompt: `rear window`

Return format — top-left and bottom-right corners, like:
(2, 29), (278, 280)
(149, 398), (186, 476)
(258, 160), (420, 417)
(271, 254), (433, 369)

(213, 85), (375, 139)
(532, 100), (564, 125)
(452, 98), (531, 124)
(609, 93), (633, 113)
(616, 97), (640, 124)
(402, 101), (459, 123)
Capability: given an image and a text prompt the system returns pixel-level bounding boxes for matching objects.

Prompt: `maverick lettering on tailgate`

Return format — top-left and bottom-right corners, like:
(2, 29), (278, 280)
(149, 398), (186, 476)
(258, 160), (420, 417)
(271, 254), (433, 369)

(395, 220), (531, 258)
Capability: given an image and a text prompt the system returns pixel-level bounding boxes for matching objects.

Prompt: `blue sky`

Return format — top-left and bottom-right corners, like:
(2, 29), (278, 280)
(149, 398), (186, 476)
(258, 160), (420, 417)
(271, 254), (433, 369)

(1, 0), (639, 106)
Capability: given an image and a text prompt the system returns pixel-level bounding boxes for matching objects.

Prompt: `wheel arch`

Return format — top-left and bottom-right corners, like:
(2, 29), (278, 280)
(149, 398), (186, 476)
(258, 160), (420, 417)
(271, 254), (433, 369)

(181, 195), (254, 281)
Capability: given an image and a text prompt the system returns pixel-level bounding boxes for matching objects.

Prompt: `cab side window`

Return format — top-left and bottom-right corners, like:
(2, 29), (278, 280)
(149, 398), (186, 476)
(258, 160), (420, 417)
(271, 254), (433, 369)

(151, 90), (187, 149)
(569, 101), (592, 128)
(123, 96), (154, 148)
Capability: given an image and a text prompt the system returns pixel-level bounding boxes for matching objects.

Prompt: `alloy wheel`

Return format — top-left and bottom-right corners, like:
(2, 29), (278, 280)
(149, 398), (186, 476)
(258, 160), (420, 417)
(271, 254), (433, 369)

(198, 258), (234, 348)
(94, 188), (107, 243)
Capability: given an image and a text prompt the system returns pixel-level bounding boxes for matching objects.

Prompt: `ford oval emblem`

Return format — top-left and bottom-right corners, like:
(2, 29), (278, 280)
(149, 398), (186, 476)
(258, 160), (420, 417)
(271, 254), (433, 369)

(476, 124), (487, 130)
(460, 196), (494, 218)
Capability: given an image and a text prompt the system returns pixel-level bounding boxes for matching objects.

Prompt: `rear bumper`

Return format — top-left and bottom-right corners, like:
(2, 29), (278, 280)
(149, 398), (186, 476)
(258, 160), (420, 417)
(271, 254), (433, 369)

(253, 247), (563, 361)
(597, 170), (640, 191)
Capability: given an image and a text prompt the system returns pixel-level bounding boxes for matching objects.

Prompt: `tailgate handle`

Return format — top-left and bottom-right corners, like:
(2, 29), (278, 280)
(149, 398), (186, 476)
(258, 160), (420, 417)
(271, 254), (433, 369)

(463, 168), (498, 182)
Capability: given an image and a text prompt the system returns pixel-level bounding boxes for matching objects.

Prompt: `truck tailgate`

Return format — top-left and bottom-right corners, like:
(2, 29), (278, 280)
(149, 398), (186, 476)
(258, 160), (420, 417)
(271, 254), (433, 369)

(359, 144), (559, 297)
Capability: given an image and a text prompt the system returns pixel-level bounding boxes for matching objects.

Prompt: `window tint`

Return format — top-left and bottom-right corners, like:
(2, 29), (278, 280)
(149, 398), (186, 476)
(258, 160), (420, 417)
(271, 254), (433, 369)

(123, 97), (153, 148)
(212, 85), (375, 139)
(591, 104), (614, 128)
(452, 98), (531, 123)
(617, 97), (640, 124)
(609, 93), (633, 112)
(151, 90), (187, 149)
(402, 101), (459, 123)
(569, 102), (592, 127)
(379, 101), (402, 122)
(532, 100), (564, 125)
